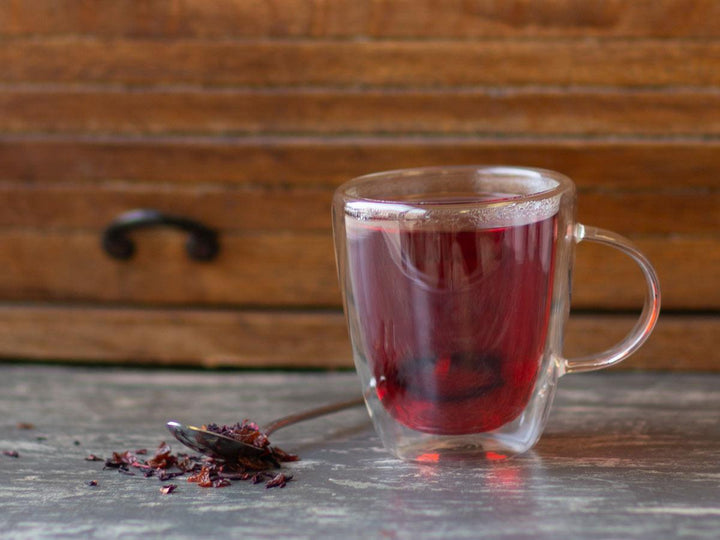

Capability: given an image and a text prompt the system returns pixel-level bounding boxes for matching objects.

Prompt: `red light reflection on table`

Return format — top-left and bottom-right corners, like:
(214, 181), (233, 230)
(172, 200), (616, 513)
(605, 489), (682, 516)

(416, 452), (440, 463)
(416, 451), (508, 463)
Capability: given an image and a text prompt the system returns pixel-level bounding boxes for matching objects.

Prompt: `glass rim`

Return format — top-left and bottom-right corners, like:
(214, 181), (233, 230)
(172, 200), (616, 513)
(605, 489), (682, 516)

(336, 165), (575, 209)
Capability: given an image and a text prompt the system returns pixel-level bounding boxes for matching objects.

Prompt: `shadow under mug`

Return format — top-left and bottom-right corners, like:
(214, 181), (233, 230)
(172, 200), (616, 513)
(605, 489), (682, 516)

(332, 166), (661, 462)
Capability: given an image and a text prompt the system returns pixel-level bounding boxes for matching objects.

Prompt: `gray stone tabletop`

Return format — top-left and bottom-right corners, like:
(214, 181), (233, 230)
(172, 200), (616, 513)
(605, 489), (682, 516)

(1, 365), (719, 539)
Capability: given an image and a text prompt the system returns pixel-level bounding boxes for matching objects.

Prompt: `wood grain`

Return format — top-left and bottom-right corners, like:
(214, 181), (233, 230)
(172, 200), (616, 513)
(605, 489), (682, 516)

(0, 230), (715, 310)
(0, 230), (340, 306)
(0, 0), (716, 370)
(0, 182), (716, 235)
(1, 136), (718, 189)
(571, 238), (720, 310)
(1, 88), (718, 136)
(563, 314), (719, 372)
(0, 182), (333, 232)
(3, 368), (720, 540)
(0, 305), (715, 370)
(1, 0), (718, 38)
(0, 305), (353, 368)
(3, 38), (719, 88)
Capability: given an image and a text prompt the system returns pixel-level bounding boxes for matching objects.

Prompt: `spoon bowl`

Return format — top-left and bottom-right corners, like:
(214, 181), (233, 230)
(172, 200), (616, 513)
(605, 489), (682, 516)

(166, 421), (263, 460)
(167, 396), (364, 460)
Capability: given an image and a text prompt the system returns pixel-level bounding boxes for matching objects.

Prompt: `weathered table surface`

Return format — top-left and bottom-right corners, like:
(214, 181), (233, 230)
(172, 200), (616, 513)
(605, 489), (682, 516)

(1, 365), (719, 539)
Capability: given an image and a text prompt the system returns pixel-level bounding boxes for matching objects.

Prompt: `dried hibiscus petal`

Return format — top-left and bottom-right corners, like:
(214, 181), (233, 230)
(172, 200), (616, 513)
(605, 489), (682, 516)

(158, 470), (185, 482)
(147, 441), (177, 469)
(265, 473), (292, 489)
(187, 465), (215, 488)
(272, 446), (300, 463)
(251, 472), (266, 484)
(105, 450), (139, 468)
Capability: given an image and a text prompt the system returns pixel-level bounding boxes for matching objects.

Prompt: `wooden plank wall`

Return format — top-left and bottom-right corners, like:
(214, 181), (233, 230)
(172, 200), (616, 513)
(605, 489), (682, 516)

(0, 1), (717, 370)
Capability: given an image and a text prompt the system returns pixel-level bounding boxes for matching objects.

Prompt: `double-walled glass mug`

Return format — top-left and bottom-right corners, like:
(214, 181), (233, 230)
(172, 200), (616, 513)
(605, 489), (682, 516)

(332, 166), (660, 462)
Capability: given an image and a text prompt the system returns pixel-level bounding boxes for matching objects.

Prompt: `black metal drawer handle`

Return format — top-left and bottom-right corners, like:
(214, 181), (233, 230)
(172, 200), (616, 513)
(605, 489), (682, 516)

(102, 209), (220, 261)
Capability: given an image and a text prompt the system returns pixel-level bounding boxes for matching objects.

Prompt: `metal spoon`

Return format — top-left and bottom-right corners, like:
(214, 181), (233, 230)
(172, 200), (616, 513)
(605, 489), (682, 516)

(167, 396), (364, 460)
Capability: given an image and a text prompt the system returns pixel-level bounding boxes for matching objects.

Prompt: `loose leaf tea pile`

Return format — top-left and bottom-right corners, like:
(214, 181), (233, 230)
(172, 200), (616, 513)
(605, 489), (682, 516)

(94, 421), (297, 491)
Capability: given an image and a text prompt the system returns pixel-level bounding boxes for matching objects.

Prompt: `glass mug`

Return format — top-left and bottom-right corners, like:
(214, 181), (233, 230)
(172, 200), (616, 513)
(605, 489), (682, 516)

(332, 166), (660, 462)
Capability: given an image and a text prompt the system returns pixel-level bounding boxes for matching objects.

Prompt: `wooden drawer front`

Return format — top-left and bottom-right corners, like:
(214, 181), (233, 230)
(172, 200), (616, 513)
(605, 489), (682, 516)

(0, 186), (717, 310)
(1, 1), (718, 368)
(2, 1), (719, 39)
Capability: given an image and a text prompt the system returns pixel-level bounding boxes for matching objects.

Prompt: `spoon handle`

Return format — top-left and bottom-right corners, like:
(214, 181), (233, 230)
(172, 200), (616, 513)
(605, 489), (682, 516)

(263, 396), (365, 435)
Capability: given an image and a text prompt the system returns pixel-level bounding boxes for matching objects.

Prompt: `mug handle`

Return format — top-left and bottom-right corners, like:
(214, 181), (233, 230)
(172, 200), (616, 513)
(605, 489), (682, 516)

(563, 224), (661, 373)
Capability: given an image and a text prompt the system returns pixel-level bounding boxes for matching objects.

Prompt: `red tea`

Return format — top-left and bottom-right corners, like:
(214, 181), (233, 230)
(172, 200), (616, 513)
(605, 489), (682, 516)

(347, 201), (557, 435)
